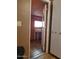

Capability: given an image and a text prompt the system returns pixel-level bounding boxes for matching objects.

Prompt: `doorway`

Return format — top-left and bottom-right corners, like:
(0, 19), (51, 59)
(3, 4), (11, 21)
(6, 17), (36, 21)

(30, 19), (44, 58)
(30, 0), (48, 59)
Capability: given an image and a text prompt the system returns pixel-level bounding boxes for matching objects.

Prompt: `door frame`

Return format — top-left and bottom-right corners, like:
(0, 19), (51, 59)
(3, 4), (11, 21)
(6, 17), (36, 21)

(29, 0), (52, 57)
(42, 2), (48, 52)
(41, 1), (52, 53)
(48, 0), (53, 53)
(41, 0), (52, 53)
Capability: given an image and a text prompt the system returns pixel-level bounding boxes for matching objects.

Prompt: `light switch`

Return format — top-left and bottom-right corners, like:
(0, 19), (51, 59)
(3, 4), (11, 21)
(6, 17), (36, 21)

(17, 21), (22, 27)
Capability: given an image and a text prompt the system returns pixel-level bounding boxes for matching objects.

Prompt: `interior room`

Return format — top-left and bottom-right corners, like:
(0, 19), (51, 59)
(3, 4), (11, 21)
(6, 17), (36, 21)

(17, 0), (61, 59)
(30, 0), (45, 58)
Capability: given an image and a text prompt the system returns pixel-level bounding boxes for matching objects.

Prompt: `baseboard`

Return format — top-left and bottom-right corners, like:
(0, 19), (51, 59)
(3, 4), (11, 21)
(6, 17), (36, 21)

(49, 52), (60, 59)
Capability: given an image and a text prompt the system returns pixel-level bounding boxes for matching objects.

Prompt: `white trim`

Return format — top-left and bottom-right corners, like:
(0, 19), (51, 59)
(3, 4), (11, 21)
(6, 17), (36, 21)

(45, 1), (51, 53)
(29, 0), (31, 58)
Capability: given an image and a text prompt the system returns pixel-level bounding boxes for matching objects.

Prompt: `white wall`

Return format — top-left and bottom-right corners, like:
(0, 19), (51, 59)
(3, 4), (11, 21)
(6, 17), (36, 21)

(50, 0), (61, 58)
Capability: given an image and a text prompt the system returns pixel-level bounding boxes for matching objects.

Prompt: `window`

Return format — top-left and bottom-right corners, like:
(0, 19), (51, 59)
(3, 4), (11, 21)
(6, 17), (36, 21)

(34, 21), (44, 28)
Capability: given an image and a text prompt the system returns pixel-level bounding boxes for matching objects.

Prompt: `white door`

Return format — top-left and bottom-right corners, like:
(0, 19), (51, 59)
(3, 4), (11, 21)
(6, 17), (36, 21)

(50, 0), (61, 58)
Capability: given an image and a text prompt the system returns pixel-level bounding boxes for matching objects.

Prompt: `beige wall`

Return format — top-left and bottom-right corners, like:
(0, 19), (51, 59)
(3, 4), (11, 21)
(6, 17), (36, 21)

(17, 0), (31, 59)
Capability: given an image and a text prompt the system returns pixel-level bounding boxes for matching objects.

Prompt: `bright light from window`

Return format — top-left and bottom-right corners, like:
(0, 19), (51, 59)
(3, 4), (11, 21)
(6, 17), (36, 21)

(34, 21), (44, 28)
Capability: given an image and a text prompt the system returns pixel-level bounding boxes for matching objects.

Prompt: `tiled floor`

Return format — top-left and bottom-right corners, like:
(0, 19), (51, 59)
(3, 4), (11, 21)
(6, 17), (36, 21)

(30, 48), (44, 59)
(30, 40), (57, 59)
(30, 40), (43, 59)
(30, 49), (57, 59)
